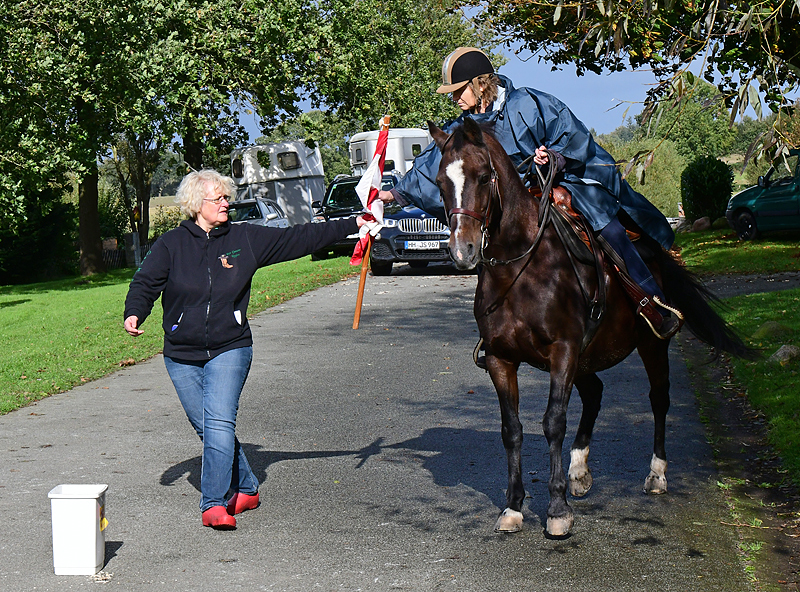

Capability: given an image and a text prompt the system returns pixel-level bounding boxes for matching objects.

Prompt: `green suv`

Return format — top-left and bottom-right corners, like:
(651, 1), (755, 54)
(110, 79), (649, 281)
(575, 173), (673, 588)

(726, 148), (800, 240)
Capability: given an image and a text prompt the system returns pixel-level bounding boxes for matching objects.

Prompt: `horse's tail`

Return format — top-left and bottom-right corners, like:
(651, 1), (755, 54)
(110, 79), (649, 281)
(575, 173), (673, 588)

(644, 236), (760, 360)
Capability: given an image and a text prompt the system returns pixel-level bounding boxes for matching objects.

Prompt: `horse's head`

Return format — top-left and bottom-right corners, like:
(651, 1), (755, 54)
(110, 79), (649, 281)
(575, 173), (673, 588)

(429, 118), (497, 271)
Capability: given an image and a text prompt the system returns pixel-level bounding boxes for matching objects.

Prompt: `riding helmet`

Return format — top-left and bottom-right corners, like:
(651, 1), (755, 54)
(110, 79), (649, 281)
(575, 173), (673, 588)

(437, 47), (495, 94)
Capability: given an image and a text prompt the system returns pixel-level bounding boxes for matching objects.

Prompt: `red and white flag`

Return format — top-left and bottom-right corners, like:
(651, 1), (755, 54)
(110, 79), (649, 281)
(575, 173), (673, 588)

(350, 116), (390, 266)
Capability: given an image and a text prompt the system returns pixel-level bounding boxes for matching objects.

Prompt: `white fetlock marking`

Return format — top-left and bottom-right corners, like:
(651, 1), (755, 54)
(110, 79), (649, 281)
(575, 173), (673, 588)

(650, 453), (667, 477)
(644, 453), (668, 494)
(568, 446), (593, 497)
(494, 508), (524, 532)
(568, 447), (589, 480)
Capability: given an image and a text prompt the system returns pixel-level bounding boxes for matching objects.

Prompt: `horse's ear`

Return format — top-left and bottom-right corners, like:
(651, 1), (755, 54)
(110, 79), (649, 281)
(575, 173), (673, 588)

(462, 117), (484, 145)
(428, 121), (449, 151)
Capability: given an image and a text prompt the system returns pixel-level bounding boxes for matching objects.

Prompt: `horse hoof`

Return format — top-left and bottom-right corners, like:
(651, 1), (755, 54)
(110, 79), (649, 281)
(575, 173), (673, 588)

(644, 472), (668, 494)
(494, 508), (524, 533)
(569, 469), (593, 497)
(644, 454), (667, 494)
(546, 512), (574, 537)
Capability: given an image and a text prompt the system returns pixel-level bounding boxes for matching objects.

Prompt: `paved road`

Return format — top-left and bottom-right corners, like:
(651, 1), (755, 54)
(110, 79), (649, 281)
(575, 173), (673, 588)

(1, 263), (749, 591)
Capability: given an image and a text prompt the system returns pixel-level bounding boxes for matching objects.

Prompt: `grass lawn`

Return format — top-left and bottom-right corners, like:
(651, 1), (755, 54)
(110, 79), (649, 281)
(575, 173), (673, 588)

(675, 227), (800, 485)
(0, 256), (358, 415)
(720, 288), (800, 483)
(673, 227), (800, 275)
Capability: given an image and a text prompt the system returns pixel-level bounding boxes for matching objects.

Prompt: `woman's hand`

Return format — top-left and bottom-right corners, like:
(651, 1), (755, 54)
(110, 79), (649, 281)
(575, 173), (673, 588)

(124, 315), (143, 337)
(533, 145), (549, 166)
(377, 190), (395, 204)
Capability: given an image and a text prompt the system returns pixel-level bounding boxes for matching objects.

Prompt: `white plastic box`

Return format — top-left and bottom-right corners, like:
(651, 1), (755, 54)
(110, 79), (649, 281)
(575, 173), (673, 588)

(48, 484), (108, 575)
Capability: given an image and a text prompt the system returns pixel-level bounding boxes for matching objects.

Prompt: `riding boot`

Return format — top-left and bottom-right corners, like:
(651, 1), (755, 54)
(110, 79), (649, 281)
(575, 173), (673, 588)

(599, 218), (683, 340)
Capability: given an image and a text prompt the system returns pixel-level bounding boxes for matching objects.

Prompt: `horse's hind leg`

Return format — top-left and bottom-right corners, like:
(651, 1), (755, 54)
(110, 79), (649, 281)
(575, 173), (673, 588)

(569, 373), (603, 497)
(487, 357), (526, 533)
(637, 338), (671, 494)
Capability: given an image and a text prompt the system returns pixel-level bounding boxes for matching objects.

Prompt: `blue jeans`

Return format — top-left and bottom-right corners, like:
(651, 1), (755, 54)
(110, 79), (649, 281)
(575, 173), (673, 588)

(600, 217), (666, 302)
(164, 347), (259, 512)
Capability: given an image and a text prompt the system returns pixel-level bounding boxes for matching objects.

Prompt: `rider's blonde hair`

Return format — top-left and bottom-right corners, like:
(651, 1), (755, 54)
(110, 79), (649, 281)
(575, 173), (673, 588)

(467, 73), (499, 113)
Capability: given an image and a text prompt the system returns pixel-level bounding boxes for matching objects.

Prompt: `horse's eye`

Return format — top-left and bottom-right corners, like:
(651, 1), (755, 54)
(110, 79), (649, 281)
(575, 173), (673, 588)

(479, 174), (491, 185)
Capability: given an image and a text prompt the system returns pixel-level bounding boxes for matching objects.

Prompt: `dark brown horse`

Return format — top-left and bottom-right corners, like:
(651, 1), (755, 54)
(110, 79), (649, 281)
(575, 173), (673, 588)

(430, 118), (754, 537)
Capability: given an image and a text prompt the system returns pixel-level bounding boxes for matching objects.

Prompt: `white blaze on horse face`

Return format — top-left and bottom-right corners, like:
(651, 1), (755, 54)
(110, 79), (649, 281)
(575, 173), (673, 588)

(445, 159), (473, 262)
(445, 159), (466, 211)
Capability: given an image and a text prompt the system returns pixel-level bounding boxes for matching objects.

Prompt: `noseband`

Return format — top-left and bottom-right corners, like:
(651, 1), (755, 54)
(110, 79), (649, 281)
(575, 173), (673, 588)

(447, 157), (498, 227)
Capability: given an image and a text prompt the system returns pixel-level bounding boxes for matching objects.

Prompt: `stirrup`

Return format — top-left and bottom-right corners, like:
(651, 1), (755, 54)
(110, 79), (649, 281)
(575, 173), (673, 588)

(640, 296), (684, 340)
(473, 338), (487, 370)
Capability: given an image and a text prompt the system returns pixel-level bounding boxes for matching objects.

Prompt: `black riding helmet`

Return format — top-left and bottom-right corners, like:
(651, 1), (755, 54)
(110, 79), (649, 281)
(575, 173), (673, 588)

(436, 47), (495, 94)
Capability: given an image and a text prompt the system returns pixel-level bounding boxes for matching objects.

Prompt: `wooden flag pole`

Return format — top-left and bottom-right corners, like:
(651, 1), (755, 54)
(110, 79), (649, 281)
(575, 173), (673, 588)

(352, 115), (390, 330)
(352, 234), (372, 330)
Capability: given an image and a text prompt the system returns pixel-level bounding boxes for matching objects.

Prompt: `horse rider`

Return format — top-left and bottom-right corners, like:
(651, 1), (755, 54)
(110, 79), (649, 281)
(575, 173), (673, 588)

(378, 47), (681, 361)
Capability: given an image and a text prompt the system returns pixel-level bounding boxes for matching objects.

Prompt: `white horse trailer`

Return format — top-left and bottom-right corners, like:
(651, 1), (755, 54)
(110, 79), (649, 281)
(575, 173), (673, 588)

(230, 141), (325, 225)
(349, 128), (432, 176)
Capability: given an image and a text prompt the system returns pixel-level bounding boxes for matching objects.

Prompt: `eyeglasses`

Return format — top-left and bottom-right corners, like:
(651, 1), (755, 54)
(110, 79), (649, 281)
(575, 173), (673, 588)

(204, 195), (229, 204)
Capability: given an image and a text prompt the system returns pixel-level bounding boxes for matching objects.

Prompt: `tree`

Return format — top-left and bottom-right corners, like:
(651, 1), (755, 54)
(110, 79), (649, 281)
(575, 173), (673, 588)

(472, 0), (800, 158)
(643, 78), (736, 159)
(307, 0), (502, 130)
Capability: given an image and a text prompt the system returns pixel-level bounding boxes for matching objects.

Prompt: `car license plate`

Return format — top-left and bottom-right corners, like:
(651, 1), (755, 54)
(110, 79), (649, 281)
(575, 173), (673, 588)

(405, 240), (439, 250)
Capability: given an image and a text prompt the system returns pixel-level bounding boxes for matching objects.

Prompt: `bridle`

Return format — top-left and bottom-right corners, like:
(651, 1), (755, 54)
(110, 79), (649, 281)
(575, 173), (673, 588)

(445, 144), (558, 267)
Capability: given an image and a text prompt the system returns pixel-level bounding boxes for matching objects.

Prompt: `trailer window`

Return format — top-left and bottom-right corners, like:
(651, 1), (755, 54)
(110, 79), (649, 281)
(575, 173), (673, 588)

(231, 158), (244, 178)
(278, 151), (301, 170)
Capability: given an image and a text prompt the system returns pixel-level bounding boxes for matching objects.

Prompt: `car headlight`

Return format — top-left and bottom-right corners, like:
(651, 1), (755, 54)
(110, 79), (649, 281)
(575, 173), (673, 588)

(383, 219), (397, 228)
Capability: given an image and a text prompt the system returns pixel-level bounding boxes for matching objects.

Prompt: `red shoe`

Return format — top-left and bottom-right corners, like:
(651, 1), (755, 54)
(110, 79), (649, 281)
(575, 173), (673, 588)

(226, 492), (260, 516)
(202, 506), (236, 529)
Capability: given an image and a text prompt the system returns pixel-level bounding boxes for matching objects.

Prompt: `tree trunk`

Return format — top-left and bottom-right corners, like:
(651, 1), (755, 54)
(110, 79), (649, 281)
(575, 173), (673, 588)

(183, 121), (203, 171)
(78, 165), (106, 275)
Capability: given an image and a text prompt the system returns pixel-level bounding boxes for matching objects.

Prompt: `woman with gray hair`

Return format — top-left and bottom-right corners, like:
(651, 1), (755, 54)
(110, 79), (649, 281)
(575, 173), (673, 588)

(124, 169), (366, 529)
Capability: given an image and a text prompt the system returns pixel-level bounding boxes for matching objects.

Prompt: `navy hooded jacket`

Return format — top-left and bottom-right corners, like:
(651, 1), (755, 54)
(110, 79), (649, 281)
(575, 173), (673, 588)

(124, 217), (358, 361)
(393, 75), (674, 250)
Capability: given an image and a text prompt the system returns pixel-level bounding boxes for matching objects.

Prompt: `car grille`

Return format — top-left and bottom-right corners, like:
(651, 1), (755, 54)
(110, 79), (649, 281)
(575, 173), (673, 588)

(398, 218), (448, 233)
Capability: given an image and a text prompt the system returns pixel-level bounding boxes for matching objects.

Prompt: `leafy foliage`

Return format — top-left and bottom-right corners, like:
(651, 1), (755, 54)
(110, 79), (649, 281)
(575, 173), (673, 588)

(680, 155), (734, 222)
(0, 185), (78, 284)
(598, 135), (685, 216)
(472, 0), (800, 163)
(643, 79), (736, 159)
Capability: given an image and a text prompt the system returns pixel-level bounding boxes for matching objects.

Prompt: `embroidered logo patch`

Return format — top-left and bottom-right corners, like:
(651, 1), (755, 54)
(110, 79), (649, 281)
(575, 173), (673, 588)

(219, 249), (241, 269)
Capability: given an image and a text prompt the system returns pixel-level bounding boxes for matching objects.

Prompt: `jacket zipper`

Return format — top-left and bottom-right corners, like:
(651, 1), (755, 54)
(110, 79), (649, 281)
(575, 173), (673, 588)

(205, 232), (212, 358)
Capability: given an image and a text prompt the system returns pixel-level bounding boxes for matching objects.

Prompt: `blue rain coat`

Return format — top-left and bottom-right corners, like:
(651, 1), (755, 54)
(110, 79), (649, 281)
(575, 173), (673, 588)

(393, 75), (675, 250)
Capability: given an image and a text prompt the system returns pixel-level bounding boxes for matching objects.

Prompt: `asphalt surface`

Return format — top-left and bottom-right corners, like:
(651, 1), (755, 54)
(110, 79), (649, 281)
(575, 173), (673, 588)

(1, 262), (752, 591)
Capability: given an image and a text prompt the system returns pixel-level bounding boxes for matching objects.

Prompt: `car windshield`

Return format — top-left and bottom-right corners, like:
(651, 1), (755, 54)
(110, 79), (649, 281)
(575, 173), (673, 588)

(325, 177), (398, 210)
(325, 181), (361, 209)
(228, 202), (262, 222)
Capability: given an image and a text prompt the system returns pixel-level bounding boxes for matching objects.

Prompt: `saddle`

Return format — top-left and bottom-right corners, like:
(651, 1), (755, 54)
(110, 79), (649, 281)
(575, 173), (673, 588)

(529, 185), (677, 344)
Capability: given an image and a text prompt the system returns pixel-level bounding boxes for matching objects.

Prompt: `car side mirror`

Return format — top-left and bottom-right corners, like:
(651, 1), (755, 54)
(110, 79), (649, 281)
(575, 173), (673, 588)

(311, 200), (321, 209)
(757, 176), (765, 188)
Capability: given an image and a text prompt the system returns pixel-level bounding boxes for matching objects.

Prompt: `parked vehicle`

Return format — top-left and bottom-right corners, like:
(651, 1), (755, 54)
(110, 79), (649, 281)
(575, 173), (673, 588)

(349, 128), (431, 176)
(369, 206), (451, 276)
(310, 173), (451, 274)
(311, 174), (399, 259)
(726, 148), (800, 240)
(230, 141), (325, 225)
(227, 198), (290, 228)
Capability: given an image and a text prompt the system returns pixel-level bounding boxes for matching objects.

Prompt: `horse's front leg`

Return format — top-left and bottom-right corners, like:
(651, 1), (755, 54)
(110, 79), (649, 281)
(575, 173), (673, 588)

(543, 352), (579, 536)
(486, 356), (525, 533)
